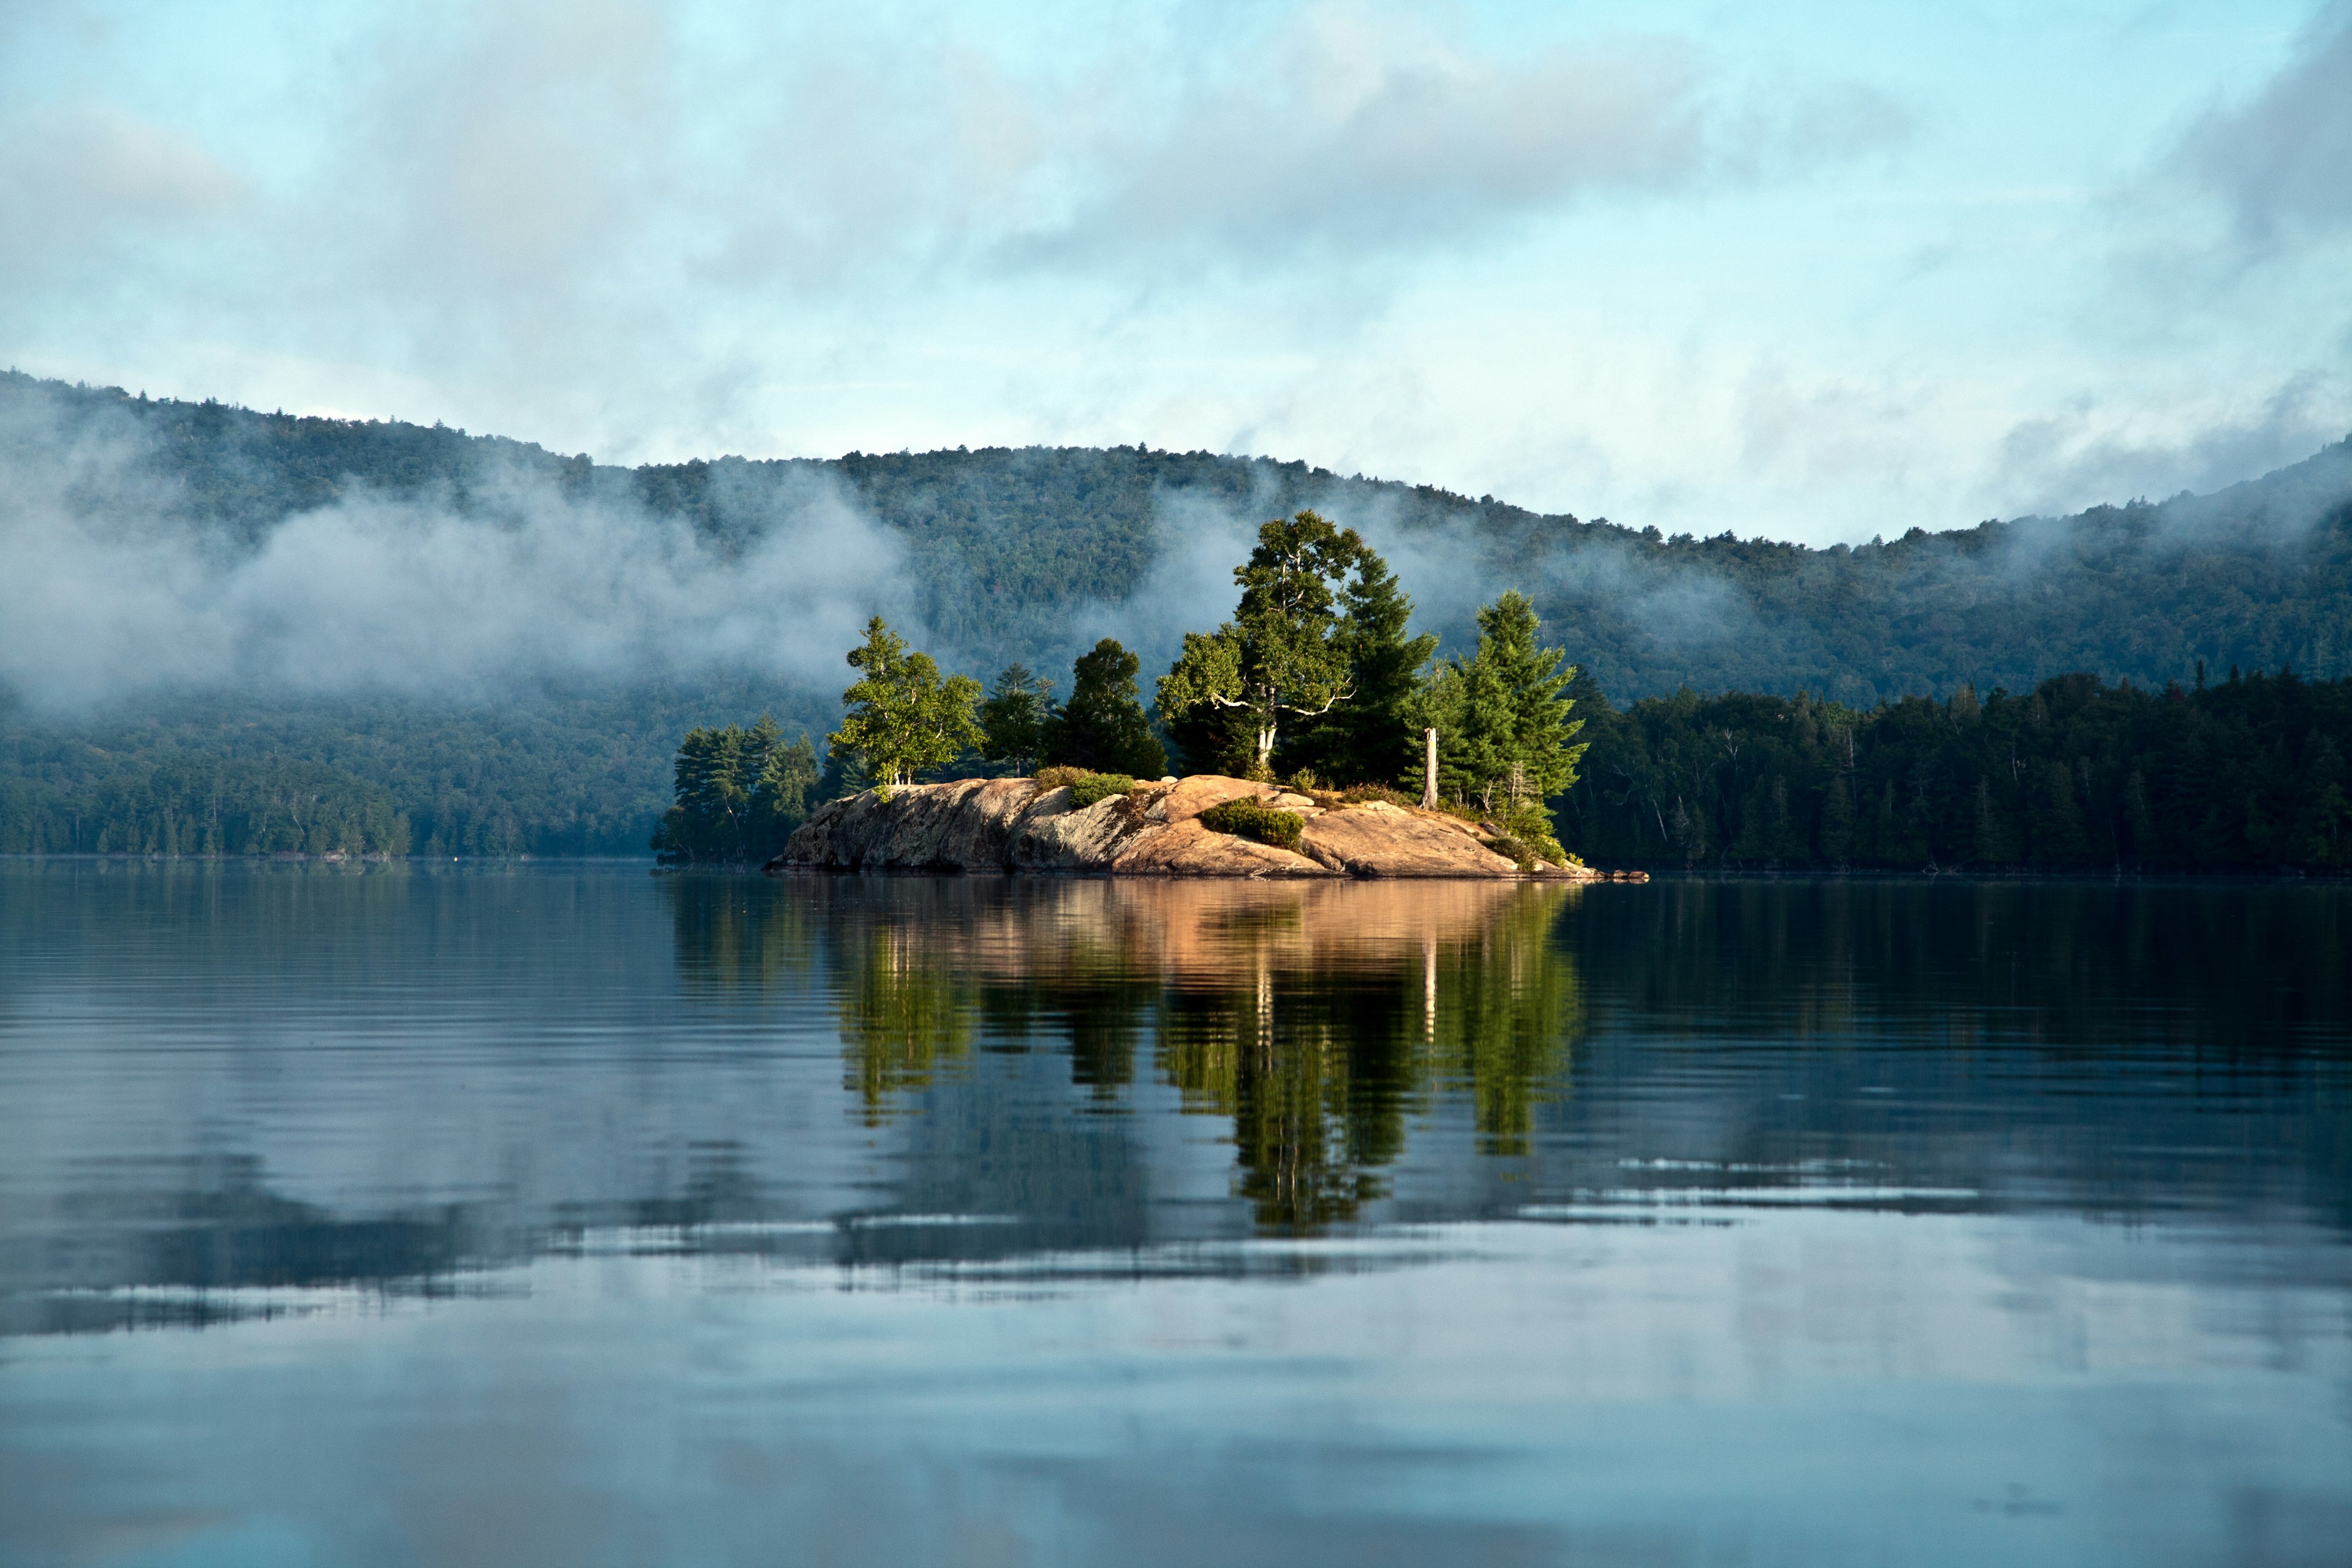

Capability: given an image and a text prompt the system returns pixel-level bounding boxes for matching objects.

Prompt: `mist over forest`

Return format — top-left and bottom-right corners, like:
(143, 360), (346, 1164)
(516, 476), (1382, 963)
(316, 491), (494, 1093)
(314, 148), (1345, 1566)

(5, 370), (2350, 858)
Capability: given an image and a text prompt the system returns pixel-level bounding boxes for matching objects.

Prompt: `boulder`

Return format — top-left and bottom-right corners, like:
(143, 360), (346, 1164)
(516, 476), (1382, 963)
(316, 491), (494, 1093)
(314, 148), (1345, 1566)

(1111, 818), (1333, 878)
(1008, 791), (1147, 870)
(1148, 775), (1273, 824)
(780, 778), (1039, 870)
(1298, 801), (1520, 878)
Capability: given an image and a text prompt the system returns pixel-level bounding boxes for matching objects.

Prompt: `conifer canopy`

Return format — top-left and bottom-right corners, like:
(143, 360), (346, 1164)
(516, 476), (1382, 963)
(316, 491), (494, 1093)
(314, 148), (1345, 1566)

(827, 617), (984, 791)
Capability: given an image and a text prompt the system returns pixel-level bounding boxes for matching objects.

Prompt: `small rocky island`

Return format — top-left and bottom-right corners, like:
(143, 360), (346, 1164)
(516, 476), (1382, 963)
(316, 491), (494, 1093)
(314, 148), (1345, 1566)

(769, 773), (1646, 881)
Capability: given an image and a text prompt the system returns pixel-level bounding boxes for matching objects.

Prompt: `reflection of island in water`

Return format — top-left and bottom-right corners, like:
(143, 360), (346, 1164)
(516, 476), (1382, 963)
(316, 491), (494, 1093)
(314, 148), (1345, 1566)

(14, 868), (2348, 1337)
(669, 878), (1586, 1232)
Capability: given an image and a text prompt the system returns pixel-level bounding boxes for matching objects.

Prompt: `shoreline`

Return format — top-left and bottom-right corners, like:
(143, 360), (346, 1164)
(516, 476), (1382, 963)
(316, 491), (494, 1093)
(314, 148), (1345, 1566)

(2, 852), (2345, 884)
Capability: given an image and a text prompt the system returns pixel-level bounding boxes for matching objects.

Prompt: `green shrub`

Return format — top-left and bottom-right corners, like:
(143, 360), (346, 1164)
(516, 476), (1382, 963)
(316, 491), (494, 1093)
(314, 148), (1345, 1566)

(1069, 772), (1136, 808)
(1482, 834), (1532, 869)
(1199, 796), (1303, 851)
(1500, 801), (1569, 865)
(1031, 765), (1087, 794)
(1341, 783), (1410, 806)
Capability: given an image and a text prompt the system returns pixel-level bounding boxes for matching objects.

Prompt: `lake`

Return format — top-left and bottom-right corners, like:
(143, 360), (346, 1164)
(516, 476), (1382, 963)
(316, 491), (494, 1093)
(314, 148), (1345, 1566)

(1, 862), (2347, 1566)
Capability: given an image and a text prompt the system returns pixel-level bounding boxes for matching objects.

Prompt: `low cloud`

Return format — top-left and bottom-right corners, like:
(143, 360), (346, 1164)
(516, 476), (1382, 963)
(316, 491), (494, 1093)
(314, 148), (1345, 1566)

(2174, 2), (2352, 246)
(1071, 475), (1752, 703)
(1070, 487), (1267, 679)
(1992, 375), (2350, 525)
(0, 397), (913, 710)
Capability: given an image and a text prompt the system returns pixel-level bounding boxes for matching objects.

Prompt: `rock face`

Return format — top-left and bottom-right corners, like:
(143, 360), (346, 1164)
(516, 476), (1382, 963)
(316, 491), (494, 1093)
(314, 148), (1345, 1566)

(770, 775), (1648, 881)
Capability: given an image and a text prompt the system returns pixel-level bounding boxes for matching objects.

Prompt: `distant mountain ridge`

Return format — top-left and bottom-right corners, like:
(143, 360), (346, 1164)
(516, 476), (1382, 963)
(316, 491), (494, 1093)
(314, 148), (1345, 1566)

(9, 369), (2350, 704)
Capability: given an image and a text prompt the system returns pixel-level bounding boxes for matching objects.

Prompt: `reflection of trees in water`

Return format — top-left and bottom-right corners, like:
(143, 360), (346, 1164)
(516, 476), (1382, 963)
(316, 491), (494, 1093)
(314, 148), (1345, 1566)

(1158, 979), (1416, 1232)
(1157, 890), (1583, 1224)
(666, 878), (1588, 1231)
(834, 921), (978, 1120)
(1425, 893), (1585, 1157)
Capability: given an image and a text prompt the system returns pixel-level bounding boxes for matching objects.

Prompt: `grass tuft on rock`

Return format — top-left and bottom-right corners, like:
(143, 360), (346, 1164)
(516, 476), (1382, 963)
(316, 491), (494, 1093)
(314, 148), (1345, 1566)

(1199, 796), (1303, 851)
(1070, 772), (1136, 808)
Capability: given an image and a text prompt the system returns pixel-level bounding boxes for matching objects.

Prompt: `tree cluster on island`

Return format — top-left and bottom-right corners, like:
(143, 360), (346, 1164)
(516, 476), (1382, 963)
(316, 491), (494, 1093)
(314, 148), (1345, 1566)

(650, 518), (2352, 875)
(654, 511), (1591, 865)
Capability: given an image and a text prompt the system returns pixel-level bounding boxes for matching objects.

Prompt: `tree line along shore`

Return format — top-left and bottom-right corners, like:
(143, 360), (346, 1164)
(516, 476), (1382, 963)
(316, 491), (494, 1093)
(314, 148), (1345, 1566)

(7, 649), (2346, 878)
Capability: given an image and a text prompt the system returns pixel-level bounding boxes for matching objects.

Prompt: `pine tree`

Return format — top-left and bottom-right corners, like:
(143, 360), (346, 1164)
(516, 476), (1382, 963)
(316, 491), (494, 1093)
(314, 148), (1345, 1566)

(1821, 773), (1855, 866)
(1415, 592), (1588, 826)
(979, 663), (1056, 775)
(753, 728), (820, 836)
(1291, 547), (1438, 786)
(1048, 639), (1167, 778)
(652, 717), (820, 863)
(827, 617), (983, 792)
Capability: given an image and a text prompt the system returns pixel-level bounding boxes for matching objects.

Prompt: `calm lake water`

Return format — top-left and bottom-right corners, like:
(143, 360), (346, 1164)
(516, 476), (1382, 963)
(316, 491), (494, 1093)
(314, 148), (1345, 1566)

(2, 862), (2348, 1567)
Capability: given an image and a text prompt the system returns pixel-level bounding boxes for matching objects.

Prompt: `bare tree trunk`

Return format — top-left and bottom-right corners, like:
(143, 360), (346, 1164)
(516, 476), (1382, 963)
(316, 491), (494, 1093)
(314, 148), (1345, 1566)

(1422, 728), (1438, 809)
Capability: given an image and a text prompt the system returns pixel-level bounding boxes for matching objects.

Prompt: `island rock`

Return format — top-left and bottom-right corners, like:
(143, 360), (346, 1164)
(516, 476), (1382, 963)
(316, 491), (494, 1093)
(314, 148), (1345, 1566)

(767, 776), (1646, 881)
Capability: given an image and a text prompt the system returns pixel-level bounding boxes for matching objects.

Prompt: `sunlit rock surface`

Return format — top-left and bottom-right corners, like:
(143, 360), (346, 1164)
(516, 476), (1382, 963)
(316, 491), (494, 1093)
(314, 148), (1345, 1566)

(770, 776), (1645, 880)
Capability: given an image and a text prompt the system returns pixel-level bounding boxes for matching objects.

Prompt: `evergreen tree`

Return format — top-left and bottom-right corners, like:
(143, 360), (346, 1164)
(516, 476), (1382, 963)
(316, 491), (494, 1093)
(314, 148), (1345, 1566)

(1047, 639), (1168, 778)
(1414, 592), (1588, 835)
(652, 715), (820, 862)
(753, 726), (820, 834)
(826, 617), (983, 791)
(979, 663), (1056, 775)
(1156, 511), (1366, 779)
(1291, 546), (1439, 786)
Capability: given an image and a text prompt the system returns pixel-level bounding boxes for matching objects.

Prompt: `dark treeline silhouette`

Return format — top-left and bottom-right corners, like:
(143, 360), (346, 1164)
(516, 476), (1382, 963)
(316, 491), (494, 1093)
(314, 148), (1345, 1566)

(0, 749), (410, 857)
(0, 685), (829, 858)
(1560, 667), (2352, 874)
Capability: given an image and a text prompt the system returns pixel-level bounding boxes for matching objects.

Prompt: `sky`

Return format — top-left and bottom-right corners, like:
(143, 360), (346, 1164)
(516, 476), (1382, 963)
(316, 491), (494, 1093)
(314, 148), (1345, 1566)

(2, 0), (2348, 546)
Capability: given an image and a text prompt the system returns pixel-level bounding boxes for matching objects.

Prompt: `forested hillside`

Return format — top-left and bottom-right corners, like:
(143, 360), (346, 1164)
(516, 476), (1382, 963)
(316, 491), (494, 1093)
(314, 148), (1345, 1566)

(5, 371), (2350, 859)
(12, 372), (2351, 698)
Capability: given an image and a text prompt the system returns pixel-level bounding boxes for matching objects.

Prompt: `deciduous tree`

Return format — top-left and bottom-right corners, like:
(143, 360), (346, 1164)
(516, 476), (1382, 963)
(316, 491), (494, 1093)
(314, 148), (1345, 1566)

(1291, 547), (1439, 786)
